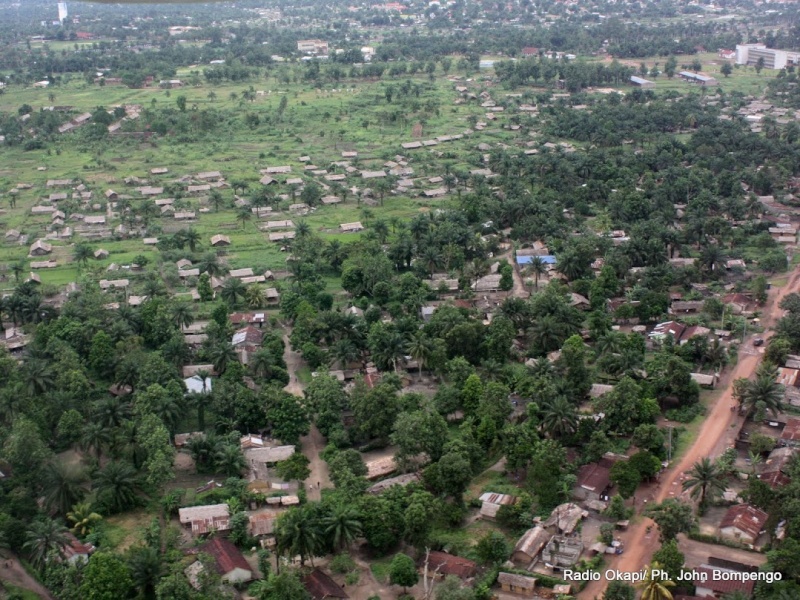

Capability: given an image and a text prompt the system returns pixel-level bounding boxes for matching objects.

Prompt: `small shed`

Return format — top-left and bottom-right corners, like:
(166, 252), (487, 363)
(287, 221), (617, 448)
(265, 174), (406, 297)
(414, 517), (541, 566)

(210, 235), (231, 247)
(498, 572), (537, 596)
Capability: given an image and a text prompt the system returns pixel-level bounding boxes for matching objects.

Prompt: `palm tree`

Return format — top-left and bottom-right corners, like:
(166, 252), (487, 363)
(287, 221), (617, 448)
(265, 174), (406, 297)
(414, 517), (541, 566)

(81, 421), (111, 460)
(275, 507), (321, 566)
(406, 331), (433, 377)
(237, 206), (253, 229)
(734, 363), (784, 421)
(526, 255), (547, 289)
(637, 562), (675, 600)
(323, 504), (362, 551)
(23, 519), (70, 570)
(192, 369), (212, 429)
(372, 331), (405, 372)
(527, 315), (564, 353)
(183, 228), (201, 252)
(67, 501), (102, 537)
(540, 396), (578, 438)
(221, 277), (246, 306)
(94, 461), (140, 514)
(171, 302), (195, 330)
(209, 342), (238, 374)
(295, 221), (311, 238)
(250, 349), (275, 379)
(127, 545), (162, 599)
(420, 246), (440, 277)
(73, 243), (93, 268)
(699, 245), (726, 275)
(214, 443), (247, 477)
(42, 461), (88, 516)
(23, 358), (55, 395)
(198, 252), (228, 277)
(330, 338), (359, 369)
(682, 457), (727, 508)
(245, 284), (265, 308)
(372, 219), (389, 244)
(10, 260), (25, 282)
(93, 397), (130, 430)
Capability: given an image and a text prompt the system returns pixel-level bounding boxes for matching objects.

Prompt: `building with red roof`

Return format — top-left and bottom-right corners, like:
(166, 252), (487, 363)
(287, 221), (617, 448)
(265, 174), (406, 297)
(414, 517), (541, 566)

(198, 537), (253, 584)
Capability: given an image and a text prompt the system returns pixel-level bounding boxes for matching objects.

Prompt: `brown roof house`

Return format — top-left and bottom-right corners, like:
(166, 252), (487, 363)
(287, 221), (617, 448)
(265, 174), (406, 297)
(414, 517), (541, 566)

(498, 572), (537, 596)
(303, 568), (349, 600)
(193, 537), (252, 585)
(512, 526), (551, 565)
(423, 551), (477, 580)
(210, 234), (231, 247)
(574, 453), (626, 502)
(719, 504), (768, 546)
(178, 504), (230, 535)
(29, 239), (53, 256)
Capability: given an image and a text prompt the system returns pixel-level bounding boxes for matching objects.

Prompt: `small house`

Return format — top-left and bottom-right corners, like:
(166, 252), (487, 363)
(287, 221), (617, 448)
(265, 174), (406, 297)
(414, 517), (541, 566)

(197, 537), (252, 584)
(424, 551), (477, 580)
(29, 240), (53, 256)
(94, 248), (109, 259)
(513, 526), (551, 564)
(303, 568), (349, 600)
(479, 492), (517, 520)
(340, 222), (364, 233)
(178, 504), (230, 535)
(498, 572), (537, 596)
(719, 504), (768, 545)
(210, 235), (231, 247)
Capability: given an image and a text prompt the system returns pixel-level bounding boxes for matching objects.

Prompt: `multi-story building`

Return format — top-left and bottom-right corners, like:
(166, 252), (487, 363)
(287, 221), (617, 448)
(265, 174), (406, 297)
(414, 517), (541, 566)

(297, 39), (329, 55)
(736, 44), (800, 70)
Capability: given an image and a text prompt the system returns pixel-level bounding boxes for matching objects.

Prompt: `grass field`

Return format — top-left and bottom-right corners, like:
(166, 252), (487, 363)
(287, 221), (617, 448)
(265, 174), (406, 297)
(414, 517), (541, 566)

(0, 51), (779, 299)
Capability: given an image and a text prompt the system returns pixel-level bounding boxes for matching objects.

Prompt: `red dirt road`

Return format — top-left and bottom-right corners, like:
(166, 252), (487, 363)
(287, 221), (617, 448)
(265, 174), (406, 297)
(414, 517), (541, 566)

(580, 266), (800, 599)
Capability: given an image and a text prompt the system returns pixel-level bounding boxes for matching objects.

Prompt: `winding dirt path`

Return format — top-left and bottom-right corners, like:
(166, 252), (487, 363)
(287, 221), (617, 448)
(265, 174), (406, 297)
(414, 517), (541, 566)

(580, 265), (800, 599)
(0, 552), (55, 599)
(282, 332), (332, 502)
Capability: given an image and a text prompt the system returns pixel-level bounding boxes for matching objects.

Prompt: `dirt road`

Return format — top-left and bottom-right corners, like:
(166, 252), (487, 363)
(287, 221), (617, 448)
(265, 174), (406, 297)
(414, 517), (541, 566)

(282, 333), (332, 502)
(580, 266), (800, 599)
(0, 552), (55, 599)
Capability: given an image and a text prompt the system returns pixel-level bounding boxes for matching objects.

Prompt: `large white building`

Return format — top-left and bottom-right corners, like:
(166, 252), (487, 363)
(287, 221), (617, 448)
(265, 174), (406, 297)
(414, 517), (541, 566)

(736, 44), (800, 70)
(57, 2), (68, 24)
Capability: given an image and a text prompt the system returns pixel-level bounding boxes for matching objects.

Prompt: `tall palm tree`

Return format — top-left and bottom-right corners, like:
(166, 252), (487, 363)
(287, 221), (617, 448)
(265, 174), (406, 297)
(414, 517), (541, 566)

(421, 246), (440, 278)
(23, 358), (55, 395)
(67, 501), (103, 537)
(10, 260), (26, 283)
(734, 363), (784, 421)
(245, 284), (265, 308)
(275, 507), (321, 566)
(540, 396), (578, 439)
(81, 421), (111, 460)
(372, 331), (405, 372)
(127, 545), (162, 599)
(526, 255), (547, 289)
(171, 302), (195, 330)
(214, 443), (247, 477)
(198, 252), (228, 277)
(637, 562), (675, 600)
(193, 369), (212, 429)
(209, 342), (238, 374)
(406, 331), (433, 377)
(221, 277), (246, 306)
(94, 461), (140, 514)
(237, 207), (253, 229)
(682, 457), (727, 508)
(323, 504), (362, 551)
(184, 227), (201, 253)
(73, 243), (94, 268)
(330, 338), (359, 369)
(527, 314), (564, 353)
(23, 519), (70, 570)
(42, 461), (88, 516)
(372, 219), (389, 244)
(250, 349), (275, 379)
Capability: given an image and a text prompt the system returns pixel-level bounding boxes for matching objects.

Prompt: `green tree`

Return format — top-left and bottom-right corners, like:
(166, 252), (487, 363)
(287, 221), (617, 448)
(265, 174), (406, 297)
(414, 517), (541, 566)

(323, 503), (362, 551)
(603, 580), (636, 600)
(644, 500), (696, 542)
(475, 531), (511, 565)
(127, 545), (162, 599)
(73, 243), (94, 268)
(637, 561), (675, 600)
(275, 453), (311, 483)
(610, 460), (641, 499)
(41, 461), (88, 516)
(275, 507), (321, 566)
(721, 62), (733, 77)
(652, 540), (685, 583)
(264, 388), (310, 445)
(197, 273), (214, 302)
(733, 363), (784, 421)
(389, 553), (418, 593)
(251, 570), (311, 600)
(221, 277), (247, 306)
(94, 461), (141, 514)
(79, 552), (134, 600)
(23, 518), (70, 570)
(540, 396), (578, 439)
(682, 457), (727, 509)
(391, 409), (448, 469)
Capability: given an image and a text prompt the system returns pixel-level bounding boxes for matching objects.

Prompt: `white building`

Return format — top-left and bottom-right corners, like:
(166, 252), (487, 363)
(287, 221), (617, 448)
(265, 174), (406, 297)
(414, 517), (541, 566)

(57, 2), (68, 24)
(736, 44), (800, 70)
